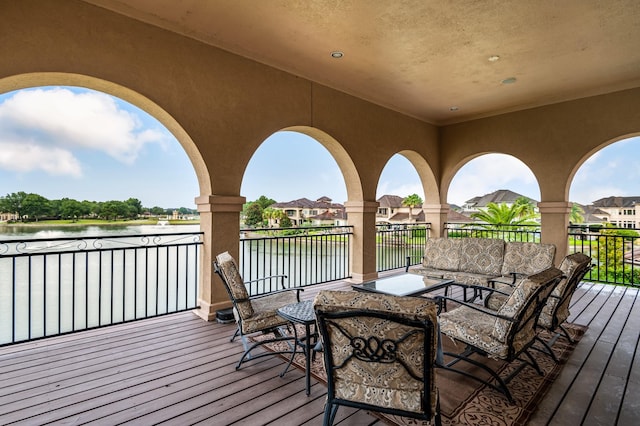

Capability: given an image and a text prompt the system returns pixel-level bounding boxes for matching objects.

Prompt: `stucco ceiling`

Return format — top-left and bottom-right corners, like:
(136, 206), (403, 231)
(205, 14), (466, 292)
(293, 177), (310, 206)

(83, 0), (640, 125)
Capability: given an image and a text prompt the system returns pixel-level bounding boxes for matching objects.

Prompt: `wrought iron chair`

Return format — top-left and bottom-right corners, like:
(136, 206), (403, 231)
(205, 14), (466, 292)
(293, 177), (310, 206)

(214, 251), (302, 370)
(313, 290), (442, 426)
(486, 252), (593, 359)
(437, 267), (564, 402)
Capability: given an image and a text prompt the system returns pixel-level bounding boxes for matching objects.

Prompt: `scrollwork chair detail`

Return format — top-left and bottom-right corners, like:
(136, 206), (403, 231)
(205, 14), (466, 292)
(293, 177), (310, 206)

(313, 290), (442, 426)
(214, 251), (302, 370)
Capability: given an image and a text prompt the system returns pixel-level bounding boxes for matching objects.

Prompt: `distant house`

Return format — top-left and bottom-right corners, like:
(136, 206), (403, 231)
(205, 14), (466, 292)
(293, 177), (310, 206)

(0, 212), (18, 222)
(574, 203), (610, 227)
(271, 196), (346, 226)
(460, 189), (538, 216)
(591, 196), (640, 228)
(376, 195), (424, 224)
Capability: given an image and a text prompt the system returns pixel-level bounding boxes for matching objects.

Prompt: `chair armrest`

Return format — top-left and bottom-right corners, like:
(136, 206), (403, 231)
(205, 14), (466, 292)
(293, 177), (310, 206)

(435, 295), (516, 322)
(245, 274), (289, 290)
(249, 287), (303, 302)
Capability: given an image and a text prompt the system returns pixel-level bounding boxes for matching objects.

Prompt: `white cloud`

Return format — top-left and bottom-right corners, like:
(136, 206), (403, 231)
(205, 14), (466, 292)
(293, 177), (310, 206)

(0, 88), (166, 175)
(0, 141), (82, 177)
(448, 154), (539, 205)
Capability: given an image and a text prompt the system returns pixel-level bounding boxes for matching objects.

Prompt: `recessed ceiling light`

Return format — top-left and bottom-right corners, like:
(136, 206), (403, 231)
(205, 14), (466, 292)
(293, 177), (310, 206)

(330, 51), (344, 59)
(449, 106), (459, 111)
(501, 77), (517, 84)
(488, 55), (500, 62)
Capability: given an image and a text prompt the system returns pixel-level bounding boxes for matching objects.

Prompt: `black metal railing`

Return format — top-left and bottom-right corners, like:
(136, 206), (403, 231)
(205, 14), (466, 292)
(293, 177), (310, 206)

(568, 225), (639, 286)
(376, 222), (431, 272)
(239, 225), (353, 295)
(0, 232), (203, 346)
(444, 222), (541, 241)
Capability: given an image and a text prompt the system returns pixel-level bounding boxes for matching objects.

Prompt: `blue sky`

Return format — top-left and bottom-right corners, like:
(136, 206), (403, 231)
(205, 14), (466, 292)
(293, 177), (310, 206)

(1, 87), (638, 208)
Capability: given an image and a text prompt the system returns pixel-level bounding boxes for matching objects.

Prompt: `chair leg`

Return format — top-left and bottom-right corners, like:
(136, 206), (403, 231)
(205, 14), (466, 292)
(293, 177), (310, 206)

(323, 403), (338, 426)
(441, 346), (514, 403)
(559, 324), (576, 343)
(230, 326), (240, 342)
(533, 335), (559, 362)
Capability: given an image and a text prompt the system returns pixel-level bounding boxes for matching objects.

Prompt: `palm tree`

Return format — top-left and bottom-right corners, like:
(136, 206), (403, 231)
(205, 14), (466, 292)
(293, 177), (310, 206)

(470, 200), (539, 229)
(570, 203), (585, 224)
(402, 194), (423, 222)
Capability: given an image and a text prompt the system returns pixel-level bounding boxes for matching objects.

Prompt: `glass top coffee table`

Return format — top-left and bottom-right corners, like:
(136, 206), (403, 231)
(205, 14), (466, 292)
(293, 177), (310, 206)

(352, 273), (454, 297)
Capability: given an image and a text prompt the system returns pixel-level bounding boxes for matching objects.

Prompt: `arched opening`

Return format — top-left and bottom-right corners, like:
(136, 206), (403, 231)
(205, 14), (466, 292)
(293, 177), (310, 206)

(568, 135), (640, 285)
(375, 152), (437, 271)
(0, 75), (208, 344)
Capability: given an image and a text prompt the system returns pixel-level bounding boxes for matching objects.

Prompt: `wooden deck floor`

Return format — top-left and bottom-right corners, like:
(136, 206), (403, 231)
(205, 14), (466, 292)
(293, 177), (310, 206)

(1, 279), (639, 425)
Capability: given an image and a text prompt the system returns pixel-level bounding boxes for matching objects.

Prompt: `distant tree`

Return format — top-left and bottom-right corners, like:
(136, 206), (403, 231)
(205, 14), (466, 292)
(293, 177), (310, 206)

(470, 201), (539, 228)
(125, 198), (143, 216)
(0, 192), (28, 221)
(279, 213), (292, 228)
(255, 195), (276, 210)
(99, 200), (129, 220)
(59, 198), (86, 220)
(262, 207), (280, 227)
(570, 203), (585, 224)
(150, 206), (166, 216)
(244, 203), (264, 227)
(22, 193), (51, 221)
(402, 194), (423, 221)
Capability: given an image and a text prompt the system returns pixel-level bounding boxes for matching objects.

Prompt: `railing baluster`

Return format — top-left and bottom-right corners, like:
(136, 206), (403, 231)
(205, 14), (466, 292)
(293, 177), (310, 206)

(0, 232), (202, 347)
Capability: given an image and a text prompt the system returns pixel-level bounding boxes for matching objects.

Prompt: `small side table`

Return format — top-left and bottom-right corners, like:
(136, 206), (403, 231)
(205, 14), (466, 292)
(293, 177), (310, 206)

(276, 300), (317, 396)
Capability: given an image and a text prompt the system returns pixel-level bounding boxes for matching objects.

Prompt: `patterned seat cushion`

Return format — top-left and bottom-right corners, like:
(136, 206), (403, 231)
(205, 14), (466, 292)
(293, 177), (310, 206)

(439, 305), (511, 359)
(314, 290), (438, 415)
(458, 238), (505, 276)
(216, 251), (254, 319)
(538, 252), (591, 328)
(422, 238), (462, 271)
(500, 242), (556, 277)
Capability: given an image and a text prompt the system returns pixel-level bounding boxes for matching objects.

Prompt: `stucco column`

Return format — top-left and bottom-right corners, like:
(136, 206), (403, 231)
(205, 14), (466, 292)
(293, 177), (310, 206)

(193, 194), (246, 321)
(538, 201), (572, 265)
(345, 200), (379, 283)
(423, 204), (450, 238)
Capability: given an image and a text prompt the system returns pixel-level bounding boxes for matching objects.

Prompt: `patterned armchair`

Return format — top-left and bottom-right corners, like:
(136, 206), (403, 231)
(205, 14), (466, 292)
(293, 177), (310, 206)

(214, 251), (302, 370)
(438, 267), (564, 402)
(486, 252), (593, 345)
(313, 290), (442, 426)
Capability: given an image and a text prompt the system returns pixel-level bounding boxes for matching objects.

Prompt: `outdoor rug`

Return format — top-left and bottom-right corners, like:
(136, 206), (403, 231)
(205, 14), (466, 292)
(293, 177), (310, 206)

(253, 323), (586, 426)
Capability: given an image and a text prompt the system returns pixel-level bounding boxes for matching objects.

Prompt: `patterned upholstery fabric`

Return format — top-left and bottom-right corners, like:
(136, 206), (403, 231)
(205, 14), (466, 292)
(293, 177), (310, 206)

(215, 251), (298, 334)
(422, 237), (462, 271)
(440, 267), (563, 359)
(216, 251), (254, 319)
(486, 253), (592, 332)
(313, 290), (439, 416)
(538, 252), (592, 328)
(492, 267), (563, 345)
(500, 242), (556, 277)
(458, 238), (505, 276)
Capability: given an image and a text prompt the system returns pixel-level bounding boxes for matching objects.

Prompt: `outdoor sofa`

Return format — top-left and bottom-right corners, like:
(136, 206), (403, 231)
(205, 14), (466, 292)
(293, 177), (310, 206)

(407, 237), (556, 287)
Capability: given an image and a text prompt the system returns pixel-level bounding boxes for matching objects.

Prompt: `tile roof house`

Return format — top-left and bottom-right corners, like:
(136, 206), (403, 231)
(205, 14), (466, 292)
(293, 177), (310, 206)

(591, 196), (640, 228)
(376, 195), (424, 224)
(460, 189), (538, 215)
(271, 197), (345, 226)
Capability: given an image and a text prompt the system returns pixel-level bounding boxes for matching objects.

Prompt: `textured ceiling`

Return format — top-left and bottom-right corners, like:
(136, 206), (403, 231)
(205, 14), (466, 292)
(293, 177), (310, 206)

(83, 0), (640, 125)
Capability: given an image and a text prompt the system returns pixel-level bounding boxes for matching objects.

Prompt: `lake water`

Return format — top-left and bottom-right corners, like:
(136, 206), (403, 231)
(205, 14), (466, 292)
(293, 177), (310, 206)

(0, 223), (201, 240)
(0, 224), (202, 345)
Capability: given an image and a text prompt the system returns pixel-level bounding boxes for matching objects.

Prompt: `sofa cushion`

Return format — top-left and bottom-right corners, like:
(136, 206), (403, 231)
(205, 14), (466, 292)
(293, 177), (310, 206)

(422, 237), (462, 271)
(458, 238), (505, 276)
(501, 242), (556, 277)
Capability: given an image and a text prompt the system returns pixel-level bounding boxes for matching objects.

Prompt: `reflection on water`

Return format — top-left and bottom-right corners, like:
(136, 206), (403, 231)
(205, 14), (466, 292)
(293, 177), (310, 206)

(0, 224), (201, 240)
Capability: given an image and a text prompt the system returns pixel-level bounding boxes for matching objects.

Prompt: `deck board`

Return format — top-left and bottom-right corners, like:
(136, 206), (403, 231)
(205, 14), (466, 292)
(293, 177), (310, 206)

(1, 279), (639, 425)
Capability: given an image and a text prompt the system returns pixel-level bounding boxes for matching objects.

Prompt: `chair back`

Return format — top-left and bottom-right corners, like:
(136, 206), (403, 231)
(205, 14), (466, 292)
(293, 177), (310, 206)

(214, 251), (254, 320)
(313, 290), (439, 423)
(491, 267), (564, 355)
(539, 253), (592, 329)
